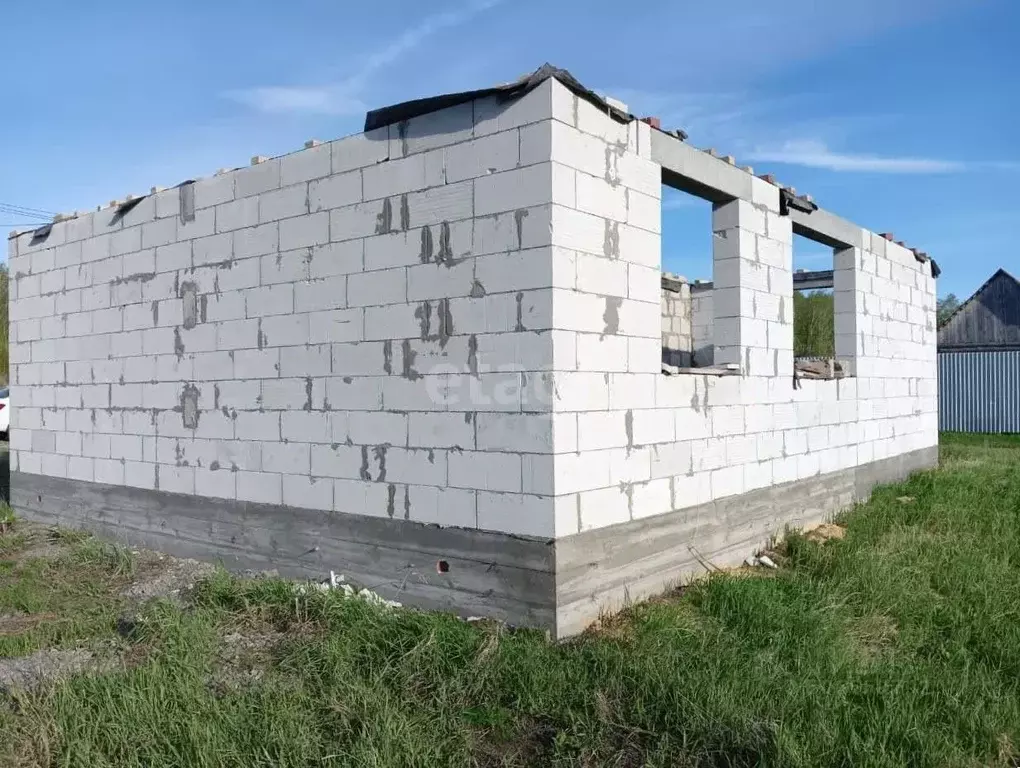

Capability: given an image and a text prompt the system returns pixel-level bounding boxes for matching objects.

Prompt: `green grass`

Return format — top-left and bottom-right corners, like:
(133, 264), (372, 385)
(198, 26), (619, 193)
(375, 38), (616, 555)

(3, 435), (1020, 766)
(0, 526), (136, 658)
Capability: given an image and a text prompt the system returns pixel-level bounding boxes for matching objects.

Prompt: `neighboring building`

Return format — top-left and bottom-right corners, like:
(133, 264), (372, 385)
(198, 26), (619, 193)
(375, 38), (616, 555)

(938, 269), (1020, 351)
(938, 269), (1020, 432)
(6, 65), (939, 637)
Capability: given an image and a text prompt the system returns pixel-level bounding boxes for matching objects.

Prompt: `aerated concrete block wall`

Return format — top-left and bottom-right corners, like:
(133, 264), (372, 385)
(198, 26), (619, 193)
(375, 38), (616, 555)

(661, 274), (692, 367)
(7, 73), (938, 636)
(548, 94), (937, 537)
(691, 285), (714, 366)
(6, 79), (577, 539)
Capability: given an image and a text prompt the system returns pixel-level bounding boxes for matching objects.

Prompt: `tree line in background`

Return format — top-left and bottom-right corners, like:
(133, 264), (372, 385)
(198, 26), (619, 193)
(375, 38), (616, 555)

(793, 291), (835, 358)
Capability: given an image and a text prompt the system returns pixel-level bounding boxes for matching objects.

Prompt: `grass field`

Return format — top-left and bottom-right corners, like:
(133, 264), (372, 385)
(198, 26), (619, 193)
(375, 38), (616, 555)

(2, 434), (1020, 767)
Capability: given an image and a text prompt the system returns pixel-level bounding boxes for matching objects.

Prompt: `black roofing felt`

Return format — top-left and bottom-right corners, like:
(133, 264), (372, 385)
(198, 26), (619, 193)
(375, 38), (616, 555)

(364, 63), (632, 132)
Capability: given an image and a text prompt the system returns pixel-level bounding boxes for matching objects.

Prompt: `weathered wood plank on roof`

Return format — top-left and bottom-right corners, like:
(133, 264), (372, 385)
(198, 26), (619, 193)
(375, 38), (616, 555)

(938, 269), (1020, 349)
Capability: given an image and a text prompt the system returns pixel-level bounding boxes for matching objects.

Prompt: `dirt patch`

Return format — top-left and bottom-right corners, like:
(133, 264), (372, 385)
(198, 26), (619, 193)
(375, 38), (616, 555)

(14, 539), (68, 562)
(121, 553), (217, 602)
(208, 630), (286, 695)
(0, 612), (57, 636)
(804, 523), (847, 544)
(471, 714), (558, 767)
(1, 523), (72, 563)
(0, 647), (117, 693)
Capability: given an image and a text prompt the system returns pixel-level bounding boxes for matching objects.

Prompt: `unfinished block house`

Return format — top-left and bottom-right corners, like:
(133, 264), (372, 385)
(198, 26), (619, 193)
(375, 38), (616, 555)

(6, 66), (939, 637)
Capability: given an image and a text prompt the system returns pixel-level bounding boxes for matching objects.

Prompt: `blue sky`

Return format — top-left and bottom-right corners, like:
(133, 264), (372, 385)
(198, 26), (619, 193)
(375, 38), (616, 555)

(2, 0), (1017, 301)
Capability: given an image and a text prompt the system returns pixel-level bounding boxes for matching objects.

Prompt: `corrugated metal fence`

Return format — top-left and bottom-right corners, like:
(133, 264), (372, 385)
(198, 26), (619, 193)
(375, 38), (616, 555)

(939, 350), (1020, 433)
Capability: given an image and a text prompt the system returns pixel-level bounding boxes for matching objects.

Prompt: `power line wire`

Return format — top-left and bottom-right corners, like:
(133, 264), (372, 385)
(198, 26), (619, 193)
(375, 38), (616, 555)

(0, 201), (54, 215)
(0, 213), (51, 225)
(0, 202), (55, 218)
(0, 210), (51, 221)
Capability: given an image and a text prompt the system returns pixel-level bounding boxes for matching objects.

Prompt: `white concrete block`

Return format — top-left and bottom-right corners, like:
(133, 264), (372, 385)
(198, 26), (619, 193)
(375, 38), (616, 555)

(278, 410), (331, 444)
(607, 373), (655, 411)
(710, 464), (744, 499)
(233, 223), (279, 260)
(630, 477), (673, 520)
(476, 491), (553, 537)
(474, 79), (558, 136)
(347, 267), (406, 307)
(610, 446), (651, 484)
(258, 184), (307, 224)
(548, 372), (610, 411)
(236, 471), (283, 504)
(406, 485), (476, 528)
(577, 411), (628, 451)
(215, 197), (259, 234)
(475, 163), (559, 217)
(280, 142), (332, 186)
(574, 252), (627, 297)
(193, 174), (235, 211)
(325, 375), (383, 411)
(280, 212), (329, 251)
(385, 446), (447, 486)
(332, 128), (390, 174)
(309, 443), (369, 480)
(476, 413), (553, 453)
(579, 486), (630, 531)
(409, 412), (474, 450)
(396, 102), (473, 156)
(283, 474), (333, 511)
(631, 408), (675, 445)
(363, 152), (444, 201)
(450, 450), (521, 493)
(178, 208), (216, 240)
(406, 181), (474, 229)
(279, 344), (331, 378)
(406, 258), (475, 302)
(575, 170), (627, 221)
(235, 159), (281, 199)
(445, 129), (520, 183)
(141, 217), (178, 249)
(192, 232), (232, 268)
(348, 411), (407, 446)
(309, 170), (362, 212)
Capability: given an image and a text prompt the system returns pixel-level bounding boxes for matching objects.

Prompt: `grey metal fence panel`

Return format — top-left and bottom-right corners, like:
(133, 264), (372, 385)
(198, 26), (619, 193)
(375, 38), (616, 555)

(938, 350), (1020, 433)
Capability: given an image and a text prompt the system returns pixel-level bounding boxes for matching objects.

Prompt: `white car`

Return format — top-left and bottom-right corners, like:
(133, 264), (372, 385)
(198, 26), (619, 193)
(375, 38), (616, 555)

(0, 387), (8, 439)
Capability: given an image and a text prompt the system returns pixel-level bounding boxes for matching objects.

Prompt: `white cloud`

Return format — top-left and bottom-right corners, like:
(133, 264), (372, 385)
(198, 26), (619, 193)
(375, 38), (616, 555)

(225, 86), (367, 116)
(627, 0), (981, 85)
(226, 0), (502, 116)
(661, 191), (702, 210)
(344, 0), (502, 91)
(747, 140), (966, 174)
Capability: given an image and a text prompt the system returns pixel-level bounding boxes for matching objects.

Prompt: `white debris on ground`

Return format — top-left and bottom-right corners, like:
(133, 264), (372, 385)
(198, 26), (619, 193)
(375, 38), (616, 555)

(0, 648), (117, 693)
(744, 554), (778, 569)
(290, 571), (403, 608)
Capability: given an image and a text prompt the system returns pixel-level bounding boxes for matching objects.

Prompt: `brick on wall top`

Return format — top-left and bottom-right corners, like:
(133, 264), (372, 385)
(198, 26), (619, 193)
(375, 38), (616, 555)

(661, 273), (689, 292)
